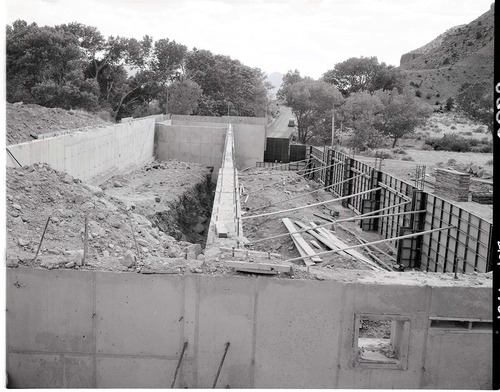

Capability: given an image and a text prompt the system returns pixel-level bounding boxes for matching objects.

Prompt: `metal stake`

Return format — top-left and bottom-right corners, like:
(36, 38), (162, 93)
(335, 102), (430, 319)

(212, 342), (230, 388)
(33, 215), (51, 262)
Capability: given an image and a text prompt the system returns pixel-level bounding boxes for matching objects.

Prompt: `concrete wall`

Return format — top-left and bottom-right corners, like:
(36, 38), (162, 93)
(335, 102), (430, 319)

(6, 118), (156, 183)
(6, 267), (492, 389)
(172, 114), (267, 126)
(166, 116), (266, 169)
(205, 126), (242, 250)
(155, 123), (227, 174)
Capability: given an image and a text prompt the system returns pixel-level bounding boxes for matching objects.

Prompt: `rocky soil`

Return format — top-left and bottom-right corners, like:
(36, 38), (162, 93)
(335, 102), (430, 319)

(239, 168), (397, 272)
(6, 102), (111, 145)
(5, 160), (214, 273)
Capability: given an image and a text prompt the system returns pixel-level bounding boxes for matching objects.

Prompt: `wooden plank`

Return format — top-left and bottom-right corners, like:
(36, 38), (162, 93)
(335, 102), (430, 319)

(293, 220), (350, 257)
(310, 240), (322, 250)
(224, 260), (292, 274)
(219, 247), (281, 258)
(282, 218), (321, 265)
(310, 222), (382, 270)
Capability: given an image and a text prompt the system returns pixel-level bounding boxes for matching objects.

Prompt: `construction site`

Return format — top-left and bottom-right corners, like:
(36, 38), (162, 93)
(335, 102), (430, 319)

(5, 109), (492, 388)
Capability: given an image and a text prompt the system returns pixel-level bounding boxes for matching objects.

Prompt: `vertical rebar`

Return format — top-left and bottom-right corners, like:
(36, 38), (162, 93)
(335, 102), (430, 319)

(212, 342), (230, 388)
(171, 341), (188, 388)
(32, 215), (51, 262)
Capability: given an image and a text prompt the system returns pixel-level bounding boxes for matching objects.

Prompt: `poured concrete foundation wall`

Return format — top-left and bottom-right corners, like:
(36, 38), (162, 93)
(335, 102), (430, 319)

(6, 267), (492, 389)
(155, 123), (227, 173)
(6, 118), (156, 182)
(166, 116), (266, 169)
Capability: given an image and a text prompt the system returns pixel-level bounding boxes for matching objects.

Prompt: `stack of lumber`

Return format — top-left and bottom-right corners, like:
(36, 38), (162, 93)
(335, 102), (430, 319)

(282, 218), (321, 267)
(289, 219), (383, 271)
(471, 192), (493, 204)
(434, 169), (470, 202)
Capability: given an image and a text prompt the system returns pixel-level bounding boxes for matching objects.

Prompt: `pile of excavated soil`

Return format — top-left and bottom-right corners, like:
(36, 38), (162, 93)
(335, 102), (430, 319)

(6, 102), (111, 145)
(5, 160), (212, 273)
(239, 168), (397, 272)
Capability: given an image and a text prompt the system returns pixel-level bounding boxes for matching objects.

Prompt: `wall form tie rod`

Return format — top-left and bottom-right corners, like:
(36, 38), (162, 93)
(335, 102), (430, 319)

(297, 161), (342, 176)
(212, 342), (230, 388)
(247, 209), (426, 244)
(242, 163), (342, 197)
(171, 341), (188, 388)
(241, 187), (381, 220)
(250, 174), (364, 212)
(283, 225), (456, 263)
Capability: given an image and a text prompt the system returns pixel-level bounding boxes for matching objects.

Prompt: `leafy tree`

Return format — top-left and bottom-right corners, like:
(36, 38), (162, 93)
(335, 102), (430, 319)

(185, 49), (268, 117)
(338, 91), (384, 149)
(374, 88), (431, 147)
(456, 83), (493, 132)
(322, 56), (381, 97)
(6, 20), (99, 110)
(322, 57), (406, 97)
(167, 79), (203, 114)
(278, 73), (343, 143)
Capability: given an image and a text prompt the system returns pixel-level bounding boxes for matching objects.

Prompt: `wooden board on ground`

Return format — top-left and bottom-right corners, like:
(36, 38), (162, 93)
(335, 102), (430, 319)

(293, 220), (350, 258)
(310, 222), (382, 270)
(225, 260), (293, 274)
(282, 218), (321, 266)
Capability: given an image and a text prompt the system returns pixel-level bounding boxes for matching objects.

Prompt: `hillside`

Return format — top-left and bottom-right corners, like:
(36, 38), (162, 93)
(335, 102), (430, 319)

(399, 4), (493, 106)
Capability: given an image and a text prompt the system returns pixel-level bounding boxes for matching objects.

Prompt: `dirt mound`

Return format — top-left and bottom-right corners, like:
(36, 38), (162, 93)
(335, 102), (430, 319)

(6, 161), (210, 273)
(6, 102), (111, 145)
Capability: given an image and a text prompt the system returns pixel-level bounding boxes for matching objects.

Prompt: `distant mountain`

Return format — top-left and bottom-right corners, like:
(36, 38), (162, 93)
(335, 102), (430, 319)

(398, 3), (494, 105)
(265, 72), (284, 98)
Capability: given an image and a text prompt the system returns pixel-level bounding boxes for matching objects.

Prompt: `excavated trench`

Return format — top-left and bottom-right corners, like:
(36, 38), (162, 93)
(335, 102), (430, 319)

(149, 174), (214, 248)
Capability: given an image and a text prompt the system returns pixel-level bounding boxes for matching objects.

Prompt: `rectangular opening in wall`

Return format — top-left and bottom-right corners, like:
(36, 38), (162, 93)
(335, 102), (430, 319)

(430, 319), (468, 329)
(429, 317), (492, 333)
(355, 314), (411, 370)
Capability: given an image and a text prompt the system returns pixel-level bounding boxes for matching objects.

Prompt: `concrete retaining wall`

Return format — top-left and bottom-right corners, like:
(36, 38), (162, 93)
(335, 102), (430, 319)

(165, 116), (266, 169)
(6, 118), (156, 183)
(155, 123), (227, 174)
(6, 267), (492, 389)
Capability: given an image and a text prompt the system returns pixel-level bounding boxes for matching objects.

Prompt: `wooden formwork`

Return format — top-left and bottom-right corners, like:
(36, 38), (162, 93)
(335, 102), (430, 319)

(303, 146), (492, 272)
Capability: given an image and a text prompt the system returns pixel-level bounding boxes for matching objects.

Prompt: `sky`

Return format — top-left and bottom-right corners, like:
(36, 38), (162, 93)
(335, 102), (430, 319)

(3, 0), (494, 79)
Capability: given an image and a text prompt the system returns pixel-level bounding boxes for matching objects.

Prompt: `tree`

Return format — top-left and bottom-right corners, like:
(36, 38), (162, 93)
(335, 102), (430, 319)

(278, 73), (343, 144)
(322, 56), (381, 97)
(167, 79), (202, 114)
(185, 49), (269, 117)
(322, 57), (406, 97)
(456, 83), (493, 132)
(374, 88), (431, 148)
(6, 20), (100, 110)
(338, 91), (384, 149)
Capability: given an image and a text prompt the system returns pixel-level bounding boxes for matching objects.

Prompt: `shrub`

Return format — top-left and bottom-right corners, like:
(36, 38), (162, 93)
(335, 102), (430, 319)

(424, 134), (492, 152)
(447, 158), (457, 165)
(435, 101), (441, 105)
(401, 156), (414, 161)
(392, 147), (407, 155)
(415, 90), (422, 97)
(436, 93), (440, 97)
(374, 150), (394, 159)
(486, 159), (493, 165)
(421, 144), (433, 151)
(474, 127), (484, 133)
(450, 125), (457, 130)
(426, 93), (432, 99)
(461, 131), (472, 136)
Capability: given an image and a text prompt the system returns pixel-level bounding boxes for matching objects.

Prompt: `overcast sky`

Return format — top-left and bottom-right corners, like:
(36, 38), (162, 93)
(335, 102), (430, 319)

(4, 0), (493, 79)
